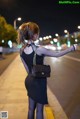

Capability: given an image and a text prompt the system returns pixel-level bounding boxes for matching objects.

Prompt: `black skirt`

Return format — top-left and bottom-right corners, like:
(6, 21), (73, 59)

(25, 73), (48, 104)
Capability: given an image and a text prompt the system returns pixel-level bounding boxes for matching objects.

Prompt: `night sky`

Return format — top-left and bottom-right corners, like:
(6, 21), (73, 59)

(0, 0), (80, 37)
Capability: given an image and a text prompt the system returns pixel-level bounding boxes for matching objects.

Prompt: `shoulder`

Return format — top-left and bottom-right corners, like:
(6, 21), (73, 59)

(36, 45), (48, 56)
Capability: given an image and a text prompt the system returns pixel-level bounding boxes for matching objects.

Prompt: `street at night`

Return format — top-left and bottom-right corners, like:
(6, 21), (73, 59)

(45, 51), (80, 119)
(0, 0), (80, 119)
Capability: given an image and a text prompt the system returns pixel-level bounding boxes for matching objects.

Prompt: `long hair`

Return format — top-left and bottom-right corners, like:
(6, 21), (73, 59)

(17, 22), (40, 44)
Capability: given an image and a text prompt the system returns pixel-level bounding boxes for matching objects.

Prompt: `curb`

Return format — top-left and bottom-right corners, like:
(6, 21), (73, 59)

(45, 105), (55, 119)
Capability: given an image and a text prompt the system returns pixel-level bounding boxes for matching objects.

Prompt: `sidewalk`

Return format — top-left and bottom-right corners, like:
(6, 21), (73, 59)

(0, 54), (50, 119)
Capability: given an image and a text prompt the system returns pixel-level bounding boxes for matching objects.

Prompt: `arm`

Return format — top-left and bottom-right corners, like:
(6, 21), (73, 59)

(37, 45), (76, 57)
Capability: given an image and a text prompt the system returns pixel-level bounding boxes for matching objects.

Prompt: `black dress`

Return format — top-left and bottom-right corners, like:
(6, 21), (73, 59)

(20, 47), (48, 104)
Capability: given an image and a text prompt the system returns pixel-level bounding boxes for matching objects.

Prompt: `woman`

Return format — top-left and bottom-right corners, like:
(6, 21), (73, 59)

(17, 22), (78, 119)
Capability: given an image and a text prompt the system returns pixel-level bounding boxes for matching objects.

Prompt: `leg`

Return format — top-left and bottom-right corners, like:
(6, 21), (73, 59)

(27, 97), (36, 119)
(36, 103), (44, 119)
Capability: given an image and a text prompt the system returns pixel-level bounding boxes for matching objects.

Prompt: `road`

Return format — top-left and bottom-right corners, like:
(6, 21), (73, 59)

(45, 51), (80, 119)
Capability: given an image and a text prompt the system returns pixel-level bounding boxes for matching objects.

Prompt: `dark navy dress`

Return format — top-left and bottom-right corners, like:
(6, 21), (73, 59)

(20, 47), (48, 104)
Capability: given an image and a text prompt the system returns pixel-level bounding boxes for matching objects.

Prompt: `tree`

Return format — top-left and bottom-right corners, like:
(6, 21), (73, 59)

(0, 16), (7, 42)
(77, 34), (80, 44)
(0, 16), (17, 47)
(4, 24), (17, 42)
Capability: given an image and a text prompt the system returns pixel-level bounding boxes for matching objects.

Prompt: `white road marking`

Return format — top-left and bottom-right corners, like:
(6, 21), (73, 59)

(64, 55), (80, 62)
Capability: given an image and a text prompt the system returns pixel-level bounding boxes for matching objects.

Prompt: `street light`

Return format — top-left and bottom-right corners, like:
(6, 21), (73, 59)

(77, 26), (80, 29)
(64, 29), (70, 47)
(55, 33), (60, 40)
(14, 17), (22, 29)
(55, 33), (59, 37)
(64, 29), (69, 37)
(77, 25), (80, 35)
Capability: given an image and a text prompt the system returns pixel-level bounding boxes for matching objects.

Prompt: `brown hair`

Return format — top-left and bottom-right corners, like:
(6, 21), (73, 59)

(17, 22), (40, 44)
